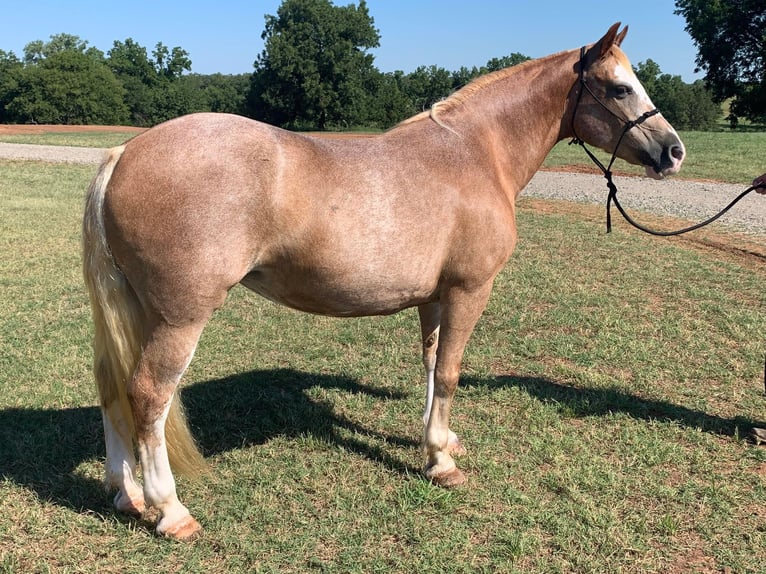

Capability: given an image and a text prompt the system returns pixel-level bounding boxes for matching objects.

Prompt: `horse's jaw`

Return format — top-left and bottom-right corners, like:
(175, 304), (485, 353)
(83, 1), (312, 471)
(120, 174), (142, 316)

(644, 165), (665, 180)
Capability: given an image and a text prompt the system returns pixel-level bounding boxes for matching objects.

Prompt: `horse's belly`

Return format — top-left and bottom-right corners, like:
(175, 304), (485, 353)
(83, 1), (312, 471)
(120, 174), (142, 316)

(240, 267), (437, 317)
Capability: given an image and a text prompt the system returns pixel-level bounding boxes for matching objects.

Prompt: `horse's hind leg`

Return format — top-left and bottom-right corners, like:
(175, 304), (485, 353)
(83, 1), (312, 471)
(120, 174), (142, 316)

(129, 319), (206, 540)
(102, 401), (144, 516)
(418, 303), (465, 457)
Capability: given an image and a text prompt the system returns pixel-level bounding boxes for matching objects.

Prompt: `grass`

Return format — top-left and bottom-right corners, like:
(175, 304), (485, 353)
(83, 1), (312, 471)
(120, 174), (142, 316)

(1, 145), (766, 572)
(0, 131), (141, 148)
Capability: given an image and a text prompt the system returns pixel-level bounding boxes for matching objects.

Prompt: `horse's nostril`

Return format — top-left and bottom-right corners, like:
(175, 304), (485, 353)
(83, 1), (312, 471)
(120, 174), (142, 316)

(670, 145), (684, 161)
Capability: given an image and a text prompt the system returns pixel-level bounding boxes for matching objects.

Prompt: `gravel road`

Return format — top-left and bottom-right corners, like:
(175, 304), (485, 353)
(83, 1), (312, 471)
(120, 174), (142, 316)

(1, 141), (764, 237)
(0, 142), (108, 165)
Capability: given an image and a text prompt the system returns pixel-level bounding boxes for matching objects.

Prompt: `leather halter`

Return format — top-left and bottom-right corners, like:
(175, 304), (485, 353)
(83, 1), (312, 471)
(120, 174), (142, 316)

(570, 46), (660, 172)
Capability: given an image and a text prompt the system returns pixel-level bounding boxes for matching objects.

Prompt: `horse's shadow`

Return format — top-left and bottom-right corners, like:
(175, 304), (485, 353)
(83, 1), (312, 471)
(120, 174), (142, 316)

(182, 368), (417, 464)
(0, 368), (417, 515)
(1, 369), (763, 516)
(462, 374), (766, 438)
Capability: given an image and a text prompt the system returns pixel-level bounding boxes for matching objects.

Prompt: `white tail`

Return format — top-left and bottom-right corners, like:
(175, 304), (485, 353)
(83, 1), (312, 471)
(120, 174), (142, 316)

(82, 146), (205, 477)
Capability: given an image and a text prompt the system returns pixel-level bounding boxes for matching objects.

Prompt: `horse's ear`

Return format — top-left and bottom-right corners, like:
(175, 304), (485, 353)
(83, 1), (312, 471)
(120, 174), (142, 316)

(583, 22), (622, 68)
(615, 25), (629, 46)
(596, 22), (621, 57)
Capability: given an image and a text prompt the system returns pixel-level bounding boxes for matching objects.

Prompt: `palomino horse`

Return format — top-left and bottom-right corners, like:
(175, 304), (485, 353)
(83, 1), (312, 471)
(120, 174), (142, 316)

(82, 23), (684, 539)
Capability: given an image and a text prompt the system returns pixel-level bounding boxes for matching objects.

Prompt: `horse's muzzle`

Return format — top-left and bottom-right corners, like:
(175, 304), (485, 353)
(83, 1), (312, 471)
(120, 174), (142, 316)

(645, 140), (685, 180)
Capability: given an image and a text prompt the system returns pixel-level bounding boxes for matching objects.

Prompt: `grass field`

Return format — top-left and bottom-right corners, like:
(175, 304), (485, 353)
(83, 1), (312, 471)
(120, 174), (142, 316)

(0, 130), (142, 149)
(1, 130), (766, 572)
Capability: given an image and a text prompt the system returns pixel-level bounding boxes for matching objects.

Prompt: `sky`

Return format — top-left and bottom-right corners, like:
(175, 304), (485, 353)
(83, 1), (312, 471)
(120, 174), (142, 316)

(1, 0), (702, 82)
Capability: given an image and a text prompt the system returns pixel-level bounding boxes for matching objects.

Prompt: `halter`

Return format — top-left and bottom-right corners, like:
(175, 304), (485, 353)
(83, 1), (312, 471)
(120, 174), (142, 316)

(569, 46), (757, 236)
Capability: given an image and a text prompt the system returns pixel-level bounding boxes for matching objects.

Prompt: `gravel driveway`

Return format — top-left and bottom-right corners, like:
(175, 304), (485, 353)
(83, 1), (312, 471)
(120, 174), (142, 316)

(1, 141), (764, 237)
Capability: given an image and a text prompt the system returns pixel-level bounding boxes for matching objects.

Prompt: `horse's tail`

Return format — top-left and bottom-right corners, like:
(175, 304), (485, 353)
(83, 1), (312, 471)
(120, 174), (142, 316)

(82, 146), (205, 477)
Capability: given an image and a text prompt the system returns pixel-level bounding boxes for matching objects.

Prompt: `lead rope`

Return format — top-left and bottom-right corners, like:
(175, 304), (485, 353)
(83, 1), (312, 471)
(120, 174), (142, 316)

(571, 120), (759, 236)
(569, 46), (760, 236)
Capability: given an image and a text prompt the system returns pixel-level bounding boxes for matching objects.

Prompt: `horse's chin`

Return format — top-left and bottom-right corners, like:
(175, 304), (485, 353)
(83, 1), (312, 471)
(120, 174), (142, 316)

(644, 165), (665, 180)
(645, 163), (683, 180)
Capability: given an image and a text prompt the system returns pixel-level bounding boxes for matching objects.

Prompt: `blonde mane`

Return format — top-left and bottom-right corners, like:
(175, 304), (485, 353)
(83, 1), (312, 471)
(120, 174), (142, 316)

(392, 52), (565, 132)
(392, 50), (570, 132)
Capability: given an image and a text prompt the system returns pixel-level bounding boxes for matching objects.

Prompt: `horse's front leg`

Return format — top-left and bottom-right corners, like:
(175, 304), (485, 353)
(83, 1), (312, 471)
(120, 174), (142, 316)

(418, 302), (465, 457)
(423, 284), (493, 487)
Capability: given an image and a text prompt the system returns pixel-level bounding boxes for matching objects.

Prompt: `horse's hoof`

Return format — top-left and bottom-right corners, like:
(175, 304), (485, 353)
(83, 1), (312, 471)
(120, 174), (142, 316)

(157, 514), (202, 541)
(427, 466), (466, 488)
(113, 492), (145, 517)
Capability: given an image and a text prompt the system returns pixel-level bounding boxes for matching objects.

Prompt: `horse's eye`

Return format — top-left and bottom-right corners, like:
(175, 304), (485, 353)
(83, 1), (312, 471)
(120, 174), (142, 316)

(613, 85), (633, 99)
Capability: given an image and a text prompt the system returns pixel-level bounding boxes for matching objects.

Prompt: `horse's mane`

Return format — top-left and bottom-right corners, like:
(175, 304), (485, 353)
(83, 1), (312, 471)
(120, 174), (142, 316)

(392, 50), (570, 132)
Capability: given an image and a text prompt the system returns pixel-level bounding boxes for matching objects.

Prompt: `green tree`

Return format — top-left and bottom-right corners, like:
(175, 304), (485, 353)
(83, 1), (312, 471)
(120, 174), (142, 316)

(148, 43), (197, 124)
(108, 38), (157, 125)
(400, 65), (453, 112)
(108, 38), (196, 126)
(451, 66), (482, 90)
(247, 0), (380, 130)
(396, 54), (531, 120)
(675, 0), (766, 122)
(153, 42), (192, 79)
(484, 52), (531, 72)
(635, 59), (720, 130)
(23, 33), (104, 64)
(363, 70), (413, 127)
(0, 50), (23, 123)
(148, 77), (206, 124)
(182, 73), (250, 115)
(6, 49), (127, 124)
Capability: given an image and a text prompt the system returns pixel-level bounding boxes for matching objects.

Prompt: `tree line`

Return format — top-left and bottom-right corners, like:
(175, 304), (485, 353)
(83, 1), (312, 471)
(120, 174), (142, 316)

(1, 0), (755, 132)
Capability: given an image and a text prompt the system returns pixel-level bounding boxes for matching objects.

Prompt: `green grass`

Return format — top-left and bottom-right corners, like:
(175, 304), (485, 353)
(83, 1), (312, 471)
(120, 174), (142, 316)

(0, 131), (141, 148)
(1, 159), (766, 572)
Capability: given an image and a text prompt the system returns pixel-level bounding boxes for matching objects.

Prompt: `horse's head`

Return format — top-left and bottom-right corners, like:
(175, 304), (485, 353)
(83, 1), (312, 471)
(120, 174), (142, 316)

(569, 23), (685, 180)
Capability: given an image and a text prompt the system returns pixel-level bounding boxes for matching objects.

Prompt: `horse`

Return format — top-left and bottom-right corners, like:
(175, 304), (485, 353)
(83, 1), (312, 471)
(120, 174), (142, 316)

(82, 23), (685, 539)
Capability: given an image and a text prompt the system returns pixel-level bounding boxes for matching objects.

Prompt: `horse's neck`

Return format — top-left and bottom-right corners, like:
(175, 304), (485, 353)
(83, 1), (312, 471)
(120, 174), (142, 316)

(446, 50), (578, 194)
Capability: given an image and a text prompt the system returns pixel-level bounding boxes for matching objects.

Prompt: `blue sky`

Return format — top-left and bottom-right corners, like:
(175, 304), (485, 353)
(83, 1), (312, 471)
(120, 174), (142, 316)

(2, 1), (701, 82)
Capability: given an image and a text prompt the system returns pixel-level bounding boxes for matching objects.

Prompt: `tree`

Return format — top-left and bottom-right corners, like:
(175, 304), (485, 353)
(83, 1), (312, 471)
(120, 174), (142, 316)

(0, 50), (23, 123)
(182, 73), (251, 115)
(23, 33), (104, 64)
(108, 38), (157, 125)
(395, 54), (531, 122)
(6, 49), (128, 124)
(675, 0), (766, 122)
(400, 65), (454, 113)
(635, 59), (720, 130)
(153, 42), (192, 79)
(484, 53), (531, 73)
(363, 70), (413, 127)
(108, 38), (195, 126)
(247, 0), (380, 130)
